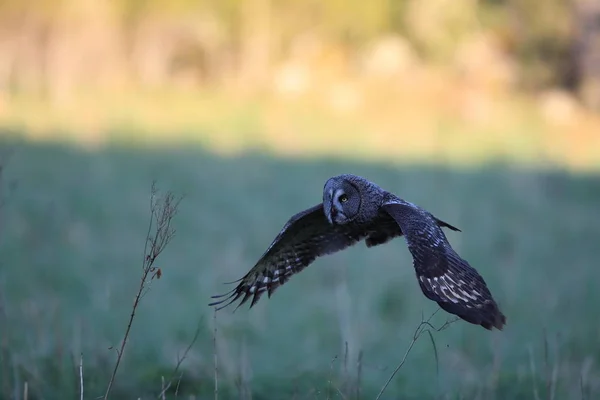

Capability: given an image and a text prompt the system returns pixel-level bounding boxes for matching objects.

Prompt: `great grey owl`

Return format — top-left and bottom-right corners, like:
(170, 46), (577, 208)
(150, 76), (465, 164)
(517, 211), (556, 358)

(209, 174), (506, 331)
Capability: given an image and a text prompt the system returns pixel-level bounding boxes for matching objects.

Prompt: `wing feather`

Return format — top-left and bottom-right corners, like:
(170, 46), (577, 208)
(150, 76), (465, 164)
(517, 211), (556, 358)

(209, 204), (370, 311)
(210, 199), (470, 314)
(381, 201), (506, 330)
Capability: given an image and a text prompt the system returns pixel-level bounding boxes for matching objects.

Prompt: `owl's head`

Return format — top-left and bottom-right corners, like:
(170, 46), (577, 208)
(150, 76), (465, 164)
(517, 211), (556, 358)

(322, 175), (363, 225)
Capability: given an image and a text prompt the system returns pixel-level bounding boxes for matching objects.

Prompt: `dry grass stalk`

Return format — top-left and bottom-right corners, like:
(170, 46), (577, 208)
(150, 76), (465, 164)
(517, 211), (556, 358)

(103, 181), (182, 399)
(79, 353), (83, 400)
(375, 309), (458, 400)
(156, 318), (202, 399)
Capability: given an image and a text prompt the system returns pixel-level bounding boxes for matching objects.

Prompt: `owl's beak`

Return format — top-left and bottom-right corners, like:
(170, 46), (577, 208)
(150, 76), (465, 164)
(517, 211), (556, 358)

(328, 199), (338, 225)
(330, 207), (337, 224)
(323, 198), (334, 225)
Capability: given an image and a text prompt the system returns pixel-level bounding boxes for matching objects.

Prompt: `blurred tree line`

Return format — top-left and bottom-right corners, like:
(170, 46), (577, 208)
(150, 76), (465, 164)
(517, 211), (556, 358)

(0, 0), (598, 110)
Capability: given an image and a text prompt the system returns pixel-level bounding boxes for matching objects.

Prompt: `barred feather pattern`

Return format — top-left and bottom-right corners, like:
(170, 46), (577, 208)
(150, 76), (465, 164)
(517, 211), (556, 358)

(381, 200), (506, 330)
(209, 204), (377, 311)
(210, 201), (464, 313)
(209, 173), (504, 331)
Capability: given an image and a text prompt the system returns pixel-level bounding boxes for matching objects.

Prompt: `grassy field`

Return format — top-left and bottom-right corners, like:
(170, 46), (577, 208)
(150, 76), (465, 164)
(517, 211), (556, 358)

(1, 134), (600, 399)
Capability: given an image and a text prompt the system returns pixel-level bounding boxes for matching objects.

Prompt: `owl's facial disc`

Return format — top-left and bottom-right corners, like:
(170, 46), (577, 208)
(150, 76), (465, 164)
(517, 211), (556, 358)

(323, 177), (361, 225)
(330, 188), (350, 224)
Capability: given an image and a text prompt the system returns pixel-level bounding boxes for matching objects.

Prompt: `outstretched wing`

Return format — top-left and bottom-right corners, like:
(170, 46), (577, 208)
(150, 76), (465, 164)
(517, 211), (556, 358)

(365, 211), (460, 248)
(209, 204), (372, 311)
(381, 201), (506, 330)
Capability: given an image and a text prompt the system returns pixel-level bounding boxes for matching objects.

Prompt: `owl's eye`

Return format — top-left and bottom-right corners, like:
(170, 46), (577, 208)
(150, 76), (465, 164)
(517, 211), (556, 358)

(339, 194), (348, 203)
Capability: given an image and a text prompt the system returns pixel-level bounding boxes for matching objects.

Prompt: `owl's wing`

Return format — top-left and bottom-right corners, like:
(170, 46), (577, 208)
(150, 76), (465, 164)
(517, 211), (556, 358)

(365, 211), (460, 248)
(209, 204), (371, 311)
(381, 201), (506, 330)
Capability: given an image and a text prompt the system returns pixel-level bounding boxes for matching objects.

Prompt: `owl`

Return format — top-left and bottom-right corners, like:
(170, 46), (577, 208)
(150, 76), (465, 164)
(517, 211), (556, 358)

(210, 174), (506, 331)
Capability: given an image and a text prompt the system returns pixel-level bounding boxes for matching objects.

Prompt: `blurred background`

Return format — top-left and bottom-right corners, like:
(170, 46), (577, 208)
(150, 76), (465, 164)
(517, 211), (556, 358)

(1, 0), (600, 398)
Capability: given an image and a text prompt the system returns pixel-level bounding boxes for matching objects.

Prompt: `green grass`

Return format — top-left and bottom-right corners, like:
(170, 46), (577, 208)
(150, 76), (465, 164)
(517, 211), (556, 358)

(1, 134), (600, 399)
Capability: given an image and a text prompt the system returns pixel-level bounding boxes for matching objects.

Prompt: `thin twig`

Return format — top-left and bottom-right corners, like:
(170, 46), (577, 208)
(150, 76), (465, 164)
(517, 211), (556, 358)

(175, 372), (183, 396)
(326, 355), (337, 400)
(157, 317), (203, 398)
(343, 341), (348, 377)
(356, 350), (362, 400)
(335, 386), (348, 400)
(103, 182), (182, 399)
(79, 353), (84, 400)
(161, 376), (166, 400)
(375, 309), (458, 400)
(214, 308), (218, 400)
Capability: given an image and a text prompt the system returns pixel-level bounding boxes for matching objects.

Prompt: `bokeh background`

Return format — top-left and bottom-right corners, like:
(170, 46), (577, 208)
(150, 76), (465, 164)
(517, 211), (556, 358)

(1, 0), (600, 399)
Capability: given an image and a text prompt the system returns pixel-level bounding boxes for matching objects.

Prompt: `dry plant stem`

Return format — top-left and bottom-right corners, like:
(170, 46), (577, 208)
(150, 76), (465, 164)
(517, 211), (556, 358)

(103, 182), (181, 400)
(326, 355), (337, 400)
(175, 373), (183, 396)
(214, 308), (219, 400)
(336, 387), (347, 400)
(343, 341), (348, 378)
(156, 318), (202, 399)
(79, 353), (84, 400)
(375, 309), (458, 400)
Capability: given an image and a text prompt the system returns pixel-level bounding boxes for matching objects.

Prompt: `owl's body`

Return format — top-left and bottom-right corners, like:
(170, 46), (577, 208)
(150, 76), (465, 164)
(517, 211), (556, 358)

(210, 174), (506, 331)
